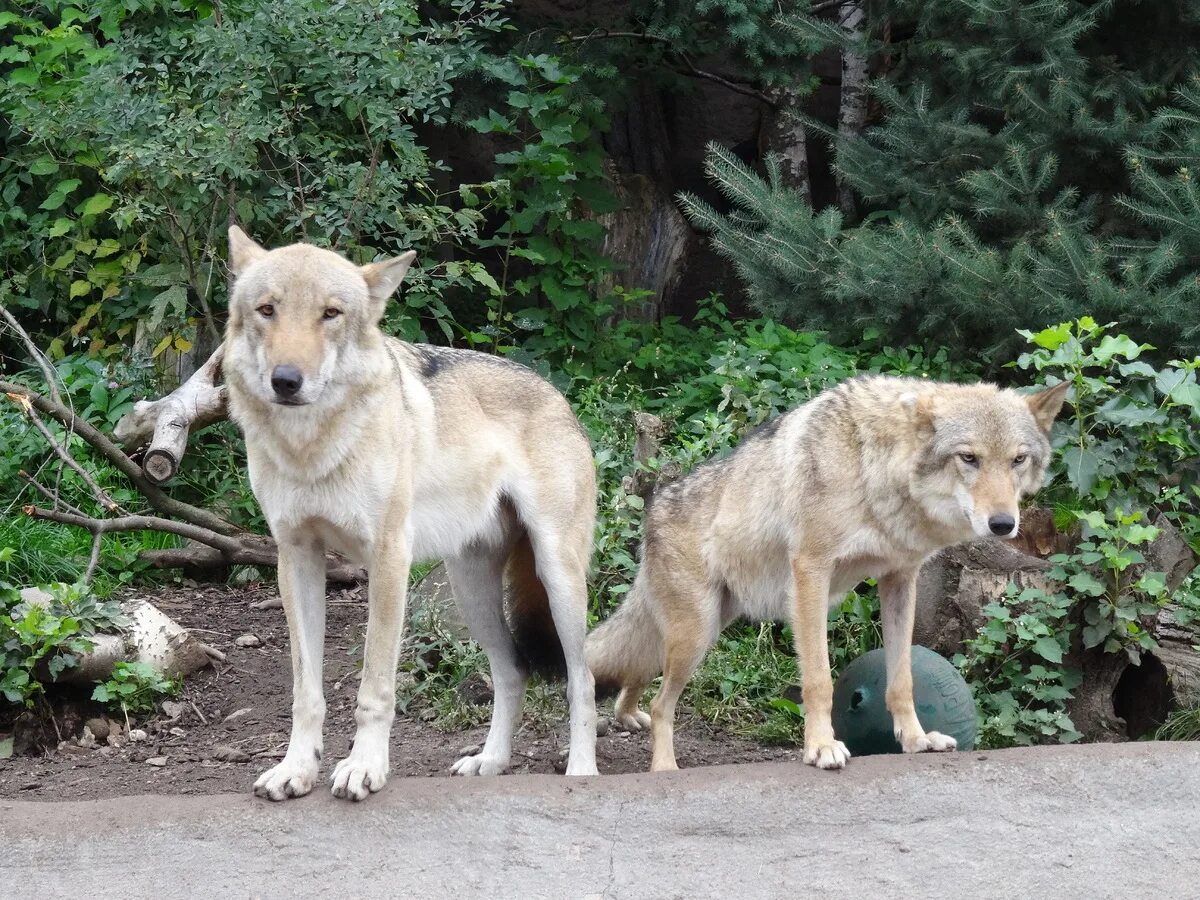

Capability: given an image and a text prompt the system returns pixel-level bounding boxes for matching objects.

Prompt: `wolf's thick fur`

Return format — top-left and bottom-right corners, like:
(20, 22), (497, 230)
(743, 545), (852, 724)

(588, 375), (1070, 772)
(222, 227), (598, 801)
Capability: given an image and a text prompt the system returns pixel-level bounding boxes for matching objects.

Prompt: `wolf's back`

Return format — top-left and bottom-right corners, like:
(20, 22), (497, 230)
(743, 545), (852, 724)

(586, 574), (663, 694)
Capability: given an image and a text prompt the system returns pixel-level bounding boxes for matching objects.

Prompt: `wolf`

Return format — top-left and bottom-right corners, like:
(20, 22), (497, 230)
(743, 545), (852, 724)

(222, 226), (598, 801)
(587, 375), (1070, 772)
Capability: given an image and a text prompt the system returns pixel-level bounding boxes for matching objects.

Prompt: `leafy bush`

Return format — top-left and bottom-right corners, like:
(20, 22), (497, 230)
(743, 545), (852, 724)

(0, 578), (126, 708)
(91, 660), (179, 716)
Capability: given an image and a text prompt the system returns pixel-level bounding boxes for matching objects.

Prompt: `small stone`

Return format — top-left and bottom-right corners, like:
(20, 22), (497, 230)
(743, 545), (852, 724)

(169, 727), (186, 737)
(455, 673), (494, 706)
(558, 747), (570, 759)
(211, 745), (251, 763)
(595, 716), (611, 737)
(161, 700), (186, 720)
(222, 707), (253, 724)
(84, 717), (110, 741)
(145, 756), (168, 767)
(458, 744), (482, 757)
(128, 729), (148, 743)
(235, 634), (262, 648)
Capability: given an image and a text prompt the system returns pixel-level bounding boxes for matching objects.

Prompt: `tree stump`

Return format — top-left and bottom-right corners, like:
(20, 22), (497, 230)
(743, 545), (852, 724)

(915, 513), (1199, 742)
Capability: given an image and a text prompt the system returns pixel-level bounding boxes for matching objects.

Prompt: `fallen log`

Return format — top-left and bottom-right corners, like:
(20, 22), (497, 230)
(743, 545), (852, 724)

(22, 589), (212, 683)
(113, 343), (228, 484)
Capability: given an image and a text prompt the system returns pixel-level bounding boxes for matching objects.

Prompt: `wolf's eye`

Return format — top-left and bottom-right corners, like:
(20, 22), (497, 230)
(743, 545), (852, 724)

(322, 308), (342, 320)
(1013, 454), (1028, 467)
(958, 452), (979, 466)
(257, 304), (275, 318)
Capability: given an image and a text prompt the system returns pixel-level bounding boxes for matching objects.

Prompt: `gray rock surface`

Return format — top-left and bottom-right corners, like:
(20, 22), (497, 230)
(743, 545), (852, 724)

(2, 743), (1198, 899)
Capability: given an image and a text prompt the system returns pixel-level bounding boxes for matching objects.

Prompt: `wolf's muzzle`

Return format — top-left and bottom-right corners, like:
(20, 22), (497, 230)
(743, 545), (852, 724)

(987, 514), (1016, 536)
(271, 364), (304, 400)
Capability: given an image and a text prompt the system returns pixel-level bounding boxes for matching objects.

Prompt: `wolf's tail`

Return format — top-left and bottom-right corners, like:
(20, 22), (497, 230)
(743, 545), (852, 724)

(586, 574), (663, 697)
(505, 531), (566, 678)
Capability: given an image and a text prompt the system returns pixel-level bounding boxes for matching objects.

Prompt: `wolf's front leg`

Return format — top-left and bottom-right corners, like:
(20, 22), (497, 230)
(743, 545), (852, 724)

(791, 558), (850, 769)
(331, 534), (410, 801)
(254, 535), (327, 800)
(879, 569), (956, 754)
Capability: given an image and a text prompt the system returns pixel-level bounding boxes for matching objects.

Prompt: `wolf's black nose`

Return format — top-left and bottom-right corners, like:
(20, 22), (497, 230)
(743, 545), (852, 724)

(271, 365), (304, 398)
(988, 514), (1016, 536)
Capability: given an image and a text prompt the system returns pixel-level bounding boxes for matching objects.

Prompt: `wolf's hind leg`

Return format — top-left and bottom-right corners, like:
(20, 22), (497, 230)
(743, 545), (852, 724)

(614, 685), (651, 731)
(880, 570), (957, 754)
(647, 578), (718, 773)
(531, 537), (599, 777)
(446, 550), (528, 777)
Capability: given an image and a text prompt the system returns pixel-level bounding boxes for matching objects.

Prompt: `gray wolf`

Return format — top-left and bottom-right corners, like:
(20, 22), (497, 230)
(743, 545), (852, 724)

(222, 226), (598, 800)
(587, 375), (1070, 771)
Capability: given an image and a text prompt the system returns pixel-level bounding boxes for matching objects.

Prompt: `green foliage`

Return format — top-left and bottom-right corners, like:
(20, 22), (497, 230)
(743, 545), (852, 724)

(91, 660), (180, 716)
(956, 320), (1199, 748)
(685, 1), (1200, 361)
(1156, 705), (1200, 741)
(957, 576), (1084, 748)
(1, 0), (511, 351)
(464, 53), (617, 351)
(0, 578), (125, 707)
(1014, 318), (1200, 519)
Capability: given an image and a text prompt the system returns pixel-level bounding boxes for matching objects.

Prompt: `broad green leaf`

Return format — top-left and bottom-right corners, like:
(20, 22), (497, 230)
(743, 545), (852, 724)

(1032, 636), (1064, 663)
(1062, 447), (1100, 495)
(1030, 323), (1071, 350)
(1068, 571), (1106, 597)
(77, 193), (114, 216)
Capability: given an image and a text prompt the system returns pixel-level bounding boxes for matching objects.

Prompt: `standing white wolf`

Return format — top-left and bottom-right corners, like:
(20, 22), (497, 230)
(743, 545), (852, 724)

(222, 227), (598, 800)
(587, 375), (1070, 772)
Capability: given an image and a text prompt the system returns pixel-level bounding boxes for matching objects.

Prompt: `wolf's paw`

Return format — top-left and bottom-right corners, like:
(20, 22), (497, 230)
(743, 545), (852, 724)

(253, 758), (319, 801)
(330, 748), (388, 801)
(899, 730), (957, 754)
(803, 739), (851, 770)
(450, 751), (510, 777)
(564, 755), (599, 777)
(614, 710), (651, 731)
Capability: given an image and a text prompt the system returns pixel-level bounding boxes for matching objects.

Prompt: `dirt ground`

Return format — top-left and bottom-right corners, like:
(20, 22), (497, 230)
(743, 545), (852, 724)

(0, 584), (794, 800)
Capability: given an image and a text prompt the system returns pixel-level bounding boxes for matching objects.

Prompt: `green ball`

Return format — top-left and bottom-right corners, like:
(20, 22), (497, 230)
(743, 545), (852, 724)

(831, 646), (977, 756)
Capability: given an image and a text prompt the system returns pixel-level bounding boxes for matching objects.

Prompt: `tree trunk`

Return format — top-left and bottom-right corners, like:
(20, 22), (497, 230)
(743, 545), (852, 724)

(762, 87), (813, 201)
(593, 167), (692, 323)
(836, 0), (868, 218)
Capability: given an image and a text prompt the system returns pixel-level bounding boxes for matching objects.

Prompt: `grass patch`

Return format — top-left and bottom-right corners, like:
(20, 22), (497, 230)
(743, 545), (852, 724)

(0, 517), (180, 597)
(1156, 706), (1200, 741)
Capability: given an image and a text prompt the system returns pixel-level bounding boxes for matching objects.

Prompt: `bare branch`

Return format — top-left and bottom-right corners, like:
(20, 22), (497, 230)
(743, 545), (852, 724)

(0, 378), (242, 536)
(6, 392), (120, 513)
(83, 532), (103, 584)
(0, 304), (62, 408)
(18, 470), (86, 518)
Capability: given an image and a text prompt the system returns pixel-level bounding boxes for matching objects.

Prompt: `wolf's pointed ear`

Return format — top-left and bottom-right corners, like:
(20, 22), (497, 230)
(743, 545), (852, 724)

(361, 251), (417, 310)
(899, 391), (936, 431)
(228, 225), (267, 275)
(1026, 380), (1071, 433)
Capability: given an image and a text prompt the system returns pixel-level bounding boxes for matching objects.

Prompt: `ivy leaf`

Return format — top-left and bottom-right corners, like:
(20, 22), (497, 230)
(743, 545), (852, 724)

(1061, 447), (1101, 495)
(1030, 323), (1071, 350)
(1068, 571), (1106, 597)
(77, 193), (114, 217)
(1033, 636), (1064, 663)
